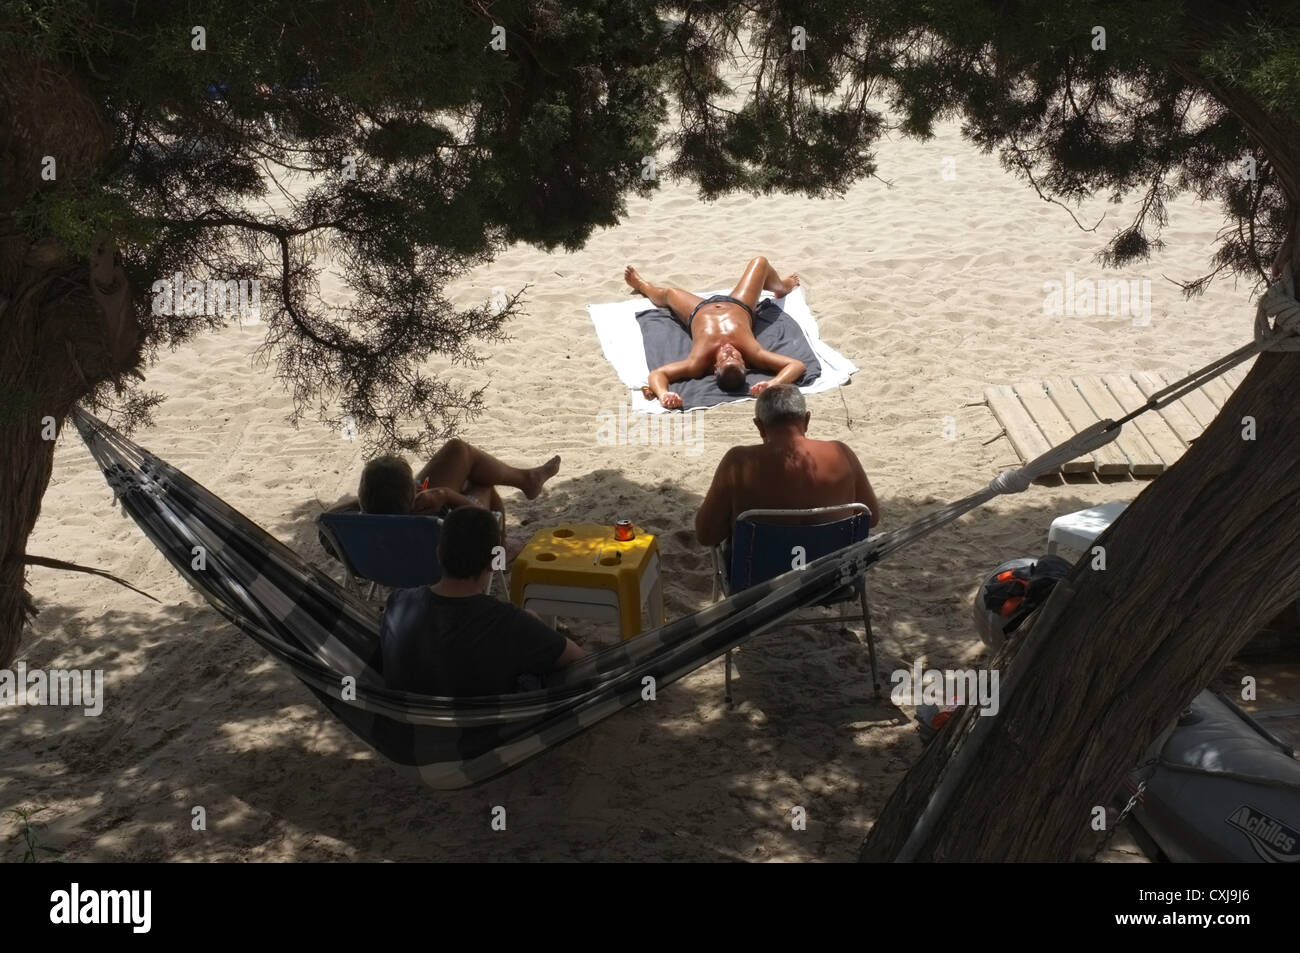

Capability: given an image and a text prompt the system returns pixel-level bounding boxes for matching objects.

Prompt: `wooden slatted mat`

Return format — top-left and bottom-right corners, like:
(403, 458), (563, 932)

(985, 370), (1243, 479)
(1131, 371), (1201, 446)
(1041, 378), (1131, 476)
(1171, 376), (1222, 427)
(1199, 375), (1237, 413)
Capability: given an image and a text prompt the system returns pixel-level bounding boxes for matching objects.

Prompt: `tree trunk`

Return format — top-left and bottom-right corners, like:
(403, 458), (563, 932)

(860, 342), (1300, 861)
(0, 59), (141, 668)
(0, 237), (142, 667)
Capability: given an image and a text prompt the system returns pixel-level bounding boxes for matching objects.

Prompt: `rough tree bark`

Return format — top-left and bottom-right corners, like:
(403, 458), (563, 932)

(0, 59), (141, 668)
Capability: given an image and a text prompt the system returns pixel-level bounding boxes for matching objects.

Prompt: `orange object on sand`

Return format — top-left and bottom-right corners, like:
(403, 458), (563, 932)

(931, 707), (957, 731)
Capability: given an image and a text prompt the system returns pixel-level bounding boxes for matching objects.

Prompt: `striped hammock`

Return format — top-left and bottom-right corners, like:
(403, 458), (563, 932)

(72, 408), (889, 789)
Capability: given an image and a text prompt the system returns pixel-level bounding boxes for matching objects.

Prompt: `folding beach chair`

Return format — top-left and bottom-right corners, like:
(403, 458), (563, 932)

(711, 504), (881, 703)
(317, 511), (505, 601)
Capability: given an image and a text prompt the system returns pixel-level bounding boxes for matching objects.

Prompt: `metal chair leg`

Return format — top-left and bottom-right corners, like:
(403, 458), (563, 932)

(859, 582), (881, 698)
(724, 649), (733, 707)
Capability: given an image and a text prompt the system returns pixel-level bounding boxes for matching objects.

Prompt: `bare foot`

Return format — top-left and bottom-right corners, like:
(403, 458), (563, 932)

(780, 273), (801, 296)
(522, 455), (561, 499)
(625, 265), (649, 297)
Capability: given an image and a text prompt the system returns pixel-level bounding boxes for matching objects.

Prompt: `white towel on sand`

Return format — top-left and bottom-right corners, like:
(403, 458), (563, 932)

(587, 287), (858, 413)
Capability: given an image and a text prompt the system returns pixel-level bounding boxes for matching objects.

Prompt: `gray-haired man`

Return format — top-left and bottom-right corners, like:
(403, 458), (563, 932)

(694, 384), (881, 547)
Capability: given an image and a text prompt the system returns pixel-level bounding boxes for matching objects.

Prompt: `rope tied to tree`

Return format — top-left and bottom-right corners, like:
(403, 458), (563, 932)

(1254, 263), (1300, 352)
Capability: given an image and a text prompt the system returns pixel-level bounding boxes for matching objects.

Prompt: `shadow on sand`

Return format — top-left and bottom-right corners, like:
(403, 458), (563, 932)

(4, 464), (1117, 861)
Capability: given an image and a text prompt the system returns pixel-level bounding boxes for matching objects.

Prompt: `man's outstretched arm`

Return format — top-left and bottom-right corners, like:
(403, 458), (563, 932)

(645, 359), (693, 410)
(747, 350), (805, 396)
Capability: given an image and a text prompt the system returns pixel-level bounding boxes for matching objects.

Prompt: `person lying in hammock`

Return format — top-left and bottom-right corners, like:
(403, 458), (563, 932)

(625, 256), (805, 410)
(694, 385), (882, 547)
(381, 506), (585, 696)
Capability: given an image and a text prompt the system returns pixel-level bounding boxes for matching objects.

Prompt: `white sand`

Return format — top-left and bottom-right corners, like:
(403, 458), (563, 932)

(2, 117), (1261, 861)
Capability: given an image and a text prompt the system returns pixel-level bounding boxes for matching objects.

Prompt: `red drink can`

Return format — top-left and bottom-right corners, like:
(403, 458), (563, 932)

(614, 520), (635, 541)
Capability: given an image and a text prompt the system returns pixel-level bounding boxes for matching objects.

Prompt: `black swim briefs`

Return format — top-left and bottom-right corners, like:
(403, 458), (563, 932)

(688, 294), (754, 330)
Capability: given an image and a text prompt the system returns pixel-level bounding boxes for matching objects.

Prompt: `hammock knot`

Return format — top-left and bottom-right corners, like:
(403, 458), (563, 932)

(989, 468), (1033, 494)
(1255, 263), (1300, 352)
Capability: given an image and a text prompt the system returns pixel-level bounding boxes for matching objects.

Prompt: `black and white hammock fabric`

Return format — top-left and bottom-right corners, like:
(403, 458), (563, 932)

(72, 409), (913, 789)
(74, 384), (1115, 790)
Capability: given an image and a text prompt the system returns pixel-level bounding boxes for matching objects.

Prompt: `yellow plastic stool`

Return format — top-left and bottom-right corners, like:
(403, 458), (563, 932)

(509, 524), (664, 638)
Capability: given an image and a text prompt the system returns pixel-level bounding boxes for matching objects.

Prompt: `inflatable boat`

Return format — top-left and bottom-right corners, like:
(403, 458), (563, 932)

(1123, 691), (1300, 863)
(970, 556), (1299, 862)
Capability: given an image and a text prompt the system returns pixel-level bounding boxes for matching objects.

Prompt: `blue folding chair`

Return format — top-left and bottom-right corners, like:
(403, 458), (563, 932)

(711, 504), (881, 704)
(317, 512), (444, 600)
(318, 510), (508, 601)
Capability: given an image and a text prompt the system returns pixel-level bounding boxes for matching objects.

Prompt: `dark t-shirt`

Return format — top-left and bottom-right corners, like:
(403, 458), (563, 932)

(380, 587), (566, 696)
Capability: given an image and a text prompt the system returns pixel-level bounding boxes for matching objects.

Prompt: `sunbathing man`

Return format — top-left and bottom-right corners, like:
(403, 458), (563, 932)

(625, 256), (805, 410)
(695, 384), (881, 547)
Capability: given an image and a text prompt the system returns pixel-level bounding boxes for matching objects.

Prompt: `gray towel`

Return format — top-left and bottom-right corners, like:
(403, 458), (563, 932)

(635, 298), (822, 410)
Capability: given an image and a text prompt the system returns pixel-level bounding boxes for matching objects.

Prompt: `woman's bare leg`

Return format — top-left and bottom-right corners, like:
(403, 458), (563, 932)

(625, 265), (705, 326)
(728, 256), (800, 311)
(460, 481), (507, 542)
(416, 439), (559, 499)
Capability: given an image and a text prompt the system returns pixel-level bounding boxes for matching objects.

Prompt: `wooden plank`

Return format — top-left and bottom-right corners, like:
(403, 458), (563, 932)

(985, 385), (1052, 467)
(1130, 371), (1204, 447)
(1072, 376), (1166, 476)
(1200, 376), (1236, 412)
(1157, 371), (1221, 429)
(1197, 375), (1226, 409)
(1044, 377), (1131, 476)
(1103, 374), (1189, 465)
(1222, 364), (1250, 389)
(1014, 384), (1095, 474)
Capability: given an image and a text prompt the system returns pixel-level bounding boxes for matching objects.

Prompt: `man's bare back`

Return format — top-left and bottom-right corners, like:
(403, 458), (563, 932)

(695, 385), (881, 546)
(625, 256), (806, 410)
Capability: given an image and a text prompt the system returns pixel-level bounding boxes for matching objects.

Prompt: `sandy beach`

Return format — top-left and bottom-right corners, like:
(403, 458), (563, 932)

(3, 114), (1265, 862)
